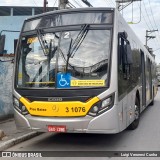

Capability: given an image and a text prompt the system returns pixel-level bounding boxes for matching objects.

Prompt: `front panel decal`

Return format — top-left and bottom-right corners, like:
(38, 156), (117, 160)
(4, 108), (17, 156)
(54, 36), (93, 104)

(71, 80), (105, 87)
(57, 73), (71, 88)
(20, 97), (99, 117)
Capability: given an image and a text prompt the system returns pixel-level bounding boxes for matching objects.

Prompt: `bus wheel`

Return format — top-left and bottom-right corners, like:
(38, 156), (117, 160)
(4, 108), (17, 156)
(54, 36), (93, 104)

(150, 98), (154, 106)
(128, 97), (140, 130)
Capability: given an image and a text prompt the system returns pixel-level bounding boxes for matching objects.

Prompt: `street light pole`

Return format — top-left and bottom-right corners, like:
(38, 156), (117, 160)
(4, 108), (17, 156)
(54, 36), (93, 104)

(116, 1), (120, 10)
(58, 0), (68, 10)
(43, 0), (48, 13)
(116, 0), (141, 11)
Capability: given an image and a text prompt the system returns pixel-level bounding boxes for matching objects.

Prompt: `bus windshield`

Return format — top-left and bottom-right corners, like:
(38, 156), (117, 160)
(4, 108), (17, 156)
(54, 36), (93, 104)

(17, 27), (111, 89)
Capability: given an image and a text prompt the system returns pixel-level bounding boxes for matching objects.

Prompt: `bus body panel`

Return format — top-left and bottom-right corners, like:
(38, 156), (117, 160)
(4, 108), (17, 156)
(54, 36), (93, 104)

(116, 9), (157, 131)
(14, 105), (120, 133)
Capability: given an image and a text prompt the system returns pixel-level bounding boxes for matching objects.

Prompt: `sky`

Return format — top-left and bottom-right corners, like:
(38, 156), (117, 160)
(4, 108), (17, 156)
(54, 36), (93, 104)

(1, 0), (160, 64)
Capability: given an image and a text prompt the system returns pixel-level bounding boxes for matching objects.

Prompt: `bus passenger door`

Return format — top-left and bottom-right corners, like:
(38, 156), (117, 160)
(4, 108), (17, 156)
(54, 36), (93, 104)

(140, 50), (146, 107)
(146, 58), (152, 103)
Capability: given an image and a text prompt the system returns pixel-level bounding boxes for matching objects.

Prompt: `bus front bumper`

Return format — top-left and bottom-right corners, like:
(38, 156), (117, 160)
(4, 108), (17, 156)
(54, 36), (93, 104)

(14, 106), (119, 134)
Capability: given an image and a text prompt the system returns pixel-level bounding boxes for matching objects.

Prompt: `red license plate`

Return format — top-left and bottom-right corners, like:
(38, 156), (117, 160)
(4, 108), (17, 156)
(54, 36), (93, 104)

(48, 125), (66, 132)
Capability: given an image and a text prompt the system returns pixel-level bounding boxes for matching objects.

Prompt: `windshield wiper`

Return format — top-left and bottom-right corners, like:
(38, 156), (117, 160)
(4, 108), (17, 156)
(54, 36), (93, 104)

(70, 24), (90, 57)
(65, 24), (90, 72)
(36, 28), (49, 56)
(31, 31), (59, 84)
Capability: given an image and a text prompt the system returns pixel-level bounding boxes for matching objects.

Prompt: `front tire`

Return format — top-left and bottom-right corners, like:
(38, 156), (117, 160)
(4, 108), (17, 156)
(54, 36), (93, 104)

(128, 97), (140, 130)
(150, 98), (154, 106)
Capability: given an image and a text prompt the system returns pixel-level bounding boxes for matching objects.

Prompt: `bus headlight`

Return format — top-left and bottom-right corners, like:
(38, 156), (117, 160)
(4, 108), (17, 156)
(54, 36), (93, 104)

(88, 101), (101, 116)
(88, 94), (114, 117)
(101, 97), (112, 109)
(13, 97), (29, 115)
(21, 105), (29, 115)
(13, 98), (19, 107)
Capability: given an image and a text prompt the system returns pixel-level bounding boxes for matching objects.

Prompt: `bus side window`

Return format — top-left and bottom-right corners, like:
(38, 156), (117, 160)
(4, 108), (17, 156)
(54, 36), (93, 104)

(118, 31), (132, 80)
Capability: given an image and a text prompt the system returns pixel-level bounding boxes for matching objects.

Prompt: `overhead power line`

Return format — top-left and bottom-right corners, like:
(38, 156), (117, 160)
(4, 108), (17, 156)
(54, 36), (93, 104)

(141, 1), (160, 49)
(33, 0), (38, 6)
(137, 3), (150, 30)
(142, 0), (155, 30)
(81, 0), (93, 7)
(110, 0), (116, 7)
(72, 0), (83, 7)
(53, 0), (58, 7)
(68, 2), (76, 8)
(147, 0), (160, 47)
(104, 0), (113, 7)
(148, 0), (159, 30)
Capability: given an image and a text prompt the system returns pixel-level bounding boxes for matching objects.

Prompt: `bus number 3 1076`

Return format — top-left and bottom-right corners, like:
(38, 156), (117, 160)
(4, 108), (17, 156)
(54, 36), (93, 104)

(65, 107), (86, 113)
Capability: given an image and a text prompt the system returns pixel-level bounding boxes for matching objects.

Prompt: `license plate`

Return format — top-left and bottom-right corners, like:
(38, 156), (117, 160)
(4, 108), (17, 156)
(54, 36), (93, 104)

(48, 125), (66, 132)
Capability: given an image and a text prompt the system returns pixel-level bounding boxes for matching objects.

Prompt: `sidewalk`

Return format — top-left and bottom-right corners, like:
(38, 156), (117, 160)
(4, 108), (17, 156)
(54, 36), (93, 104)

(0, 118), (40, 151)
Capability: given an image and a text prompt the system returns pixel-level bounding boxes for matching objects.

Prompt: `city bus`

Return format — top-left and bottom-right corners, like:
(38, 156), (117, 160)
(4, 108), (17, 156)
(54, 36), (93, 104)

(13, 7), (157, 134)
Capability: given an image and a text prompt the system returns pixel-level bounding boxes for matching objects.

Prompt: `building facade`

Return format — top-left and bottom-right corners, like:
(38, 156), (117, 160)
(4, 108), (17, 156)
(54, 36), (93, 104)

(0, 6), (56, 54)
(0, 6), (56, 119)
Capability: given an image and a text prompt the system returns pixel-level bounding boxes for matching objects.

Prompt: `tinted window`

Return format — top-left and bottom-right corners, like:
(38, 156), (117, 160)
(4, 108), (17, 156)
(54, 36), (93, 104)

(13, 7), (32, 16)
(118, 36), (141, 100)
(0, 7), (10, 16)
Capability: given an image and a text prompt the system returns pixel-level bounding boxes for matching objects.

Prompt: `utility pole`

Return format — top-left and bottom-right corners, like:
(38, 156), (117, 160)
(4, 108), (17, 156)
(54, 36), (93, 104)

(116, 0), (120, 10)
(116, 0), (141, 11)
(43, 0), (48, 13)
(145, 30), (158, 47)
(58, 0), (68, 10)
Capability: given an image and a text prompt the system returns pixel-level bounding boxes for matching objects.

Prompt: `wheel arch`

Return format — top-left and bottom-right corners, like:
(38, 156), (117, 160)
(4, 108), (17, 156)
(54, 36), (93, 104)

(136, 91), (140, 101)
(136, 90), (141, 111)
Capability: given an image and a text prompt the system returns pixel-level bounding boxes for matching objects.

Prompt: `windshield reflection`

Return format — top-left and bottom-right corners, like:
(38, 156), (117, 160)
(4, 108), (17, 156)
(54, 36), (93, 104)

(17, 29), (111, 88)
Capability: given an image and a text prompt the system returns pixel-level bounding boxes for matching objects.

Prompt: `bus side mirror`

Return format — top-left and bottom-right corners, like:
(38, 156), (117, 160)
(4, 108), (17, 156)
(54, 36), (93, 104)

(122, 42), (132, 80)
(119, 31), (128, 39)
(123, 31), (128, 39)
(118, 31), (133, 80)
(126, 42), (133, 64)
(121, 43), (133, 65)
(119, 32), (132, 65)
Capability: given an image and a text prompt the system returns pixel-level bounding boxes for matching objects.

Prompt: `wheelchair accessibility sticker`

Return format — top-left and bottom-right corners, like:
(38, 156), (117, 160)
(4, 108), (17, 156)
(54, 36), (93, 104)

(57, 73), (71, 88)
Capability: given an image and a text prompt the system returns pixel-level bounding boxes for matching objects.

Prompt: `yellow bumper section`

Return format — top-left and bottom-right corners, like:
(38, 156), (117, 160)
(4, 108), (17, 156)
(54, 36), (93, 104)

(20, 97), (100, 117)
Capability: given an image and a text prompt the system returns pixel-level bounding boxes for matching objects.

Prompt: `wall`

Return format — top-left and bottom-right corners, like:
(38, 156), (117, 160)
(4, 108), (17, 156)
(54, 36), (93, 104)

(0, 57), (14, 119)
(0, 15), (28, 119)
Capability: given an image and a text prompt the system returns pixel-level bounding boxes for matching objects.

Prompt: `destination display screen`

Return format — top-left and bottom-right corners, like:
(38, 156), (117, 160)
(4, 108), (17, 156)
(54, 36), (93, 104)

(23, 11), (113, 31)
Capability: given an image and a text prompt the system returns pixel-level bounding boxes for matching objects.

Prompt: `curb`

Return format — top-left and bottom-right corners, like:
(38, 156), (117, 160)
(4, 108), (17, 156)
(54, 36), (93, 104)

(0, 132), (41, 151)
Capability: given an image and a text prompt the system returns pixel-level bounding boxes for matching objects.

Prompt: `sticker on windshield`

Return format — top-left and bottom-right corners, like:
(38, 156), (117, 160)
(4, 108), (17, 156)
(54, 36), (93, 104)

(57, 73), (71, 88)
(27, 37), (38, 44)
(71, 80), (105, 87)
(63, 32), (70, 39)
(18, 73), (22, 85)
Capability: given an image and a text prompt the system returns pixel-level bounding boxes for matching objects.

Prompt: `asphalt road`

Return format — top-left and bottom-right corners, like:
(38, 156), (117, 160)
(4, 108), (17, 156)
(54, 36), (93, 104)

(5, 88), (160, 160)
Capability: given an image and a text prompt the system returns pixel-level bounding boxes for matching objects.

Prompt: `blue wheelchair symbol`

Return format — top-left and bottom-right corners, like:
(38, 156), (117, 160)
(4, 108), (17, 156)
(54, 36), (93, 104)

(57, 73), (71, 88)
